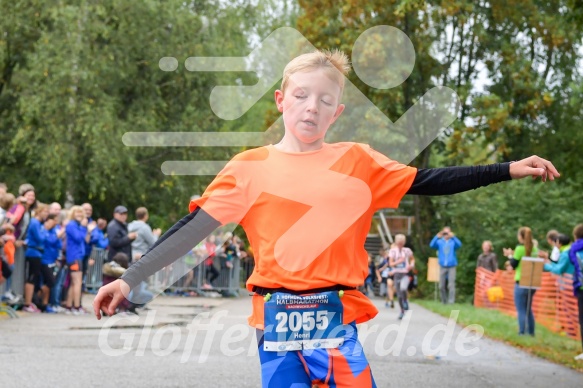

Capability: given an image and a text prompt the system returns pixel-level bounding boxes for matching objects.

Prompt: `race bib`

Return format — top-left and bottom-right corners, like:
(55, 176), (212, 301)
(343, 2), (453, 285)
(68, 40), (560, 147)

(263, 291), (344, 352)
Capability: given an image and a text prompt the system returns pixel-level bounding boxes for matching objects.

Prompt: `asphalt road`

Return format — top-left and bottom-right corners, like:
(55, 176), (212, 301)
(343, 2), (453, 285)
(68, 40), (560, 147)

(1, 293), (581, 387)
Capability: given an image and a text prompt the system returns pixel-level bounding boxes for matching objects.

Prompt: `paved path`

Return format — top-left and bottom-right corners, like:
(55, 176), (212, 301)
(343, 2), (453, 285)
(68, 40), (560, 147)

(1, 294), (581, 387)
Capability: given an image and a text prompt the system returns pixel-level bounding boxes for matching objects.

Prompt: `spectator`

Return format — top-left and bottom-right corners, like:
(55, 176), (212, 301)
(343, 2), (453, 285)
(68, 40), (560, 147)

(0, 193), (17, 302)
(41, 214), (62, 313)
(389, 234), (415, 319)
(477, 240), (498, 272)
(543, 234), (573, 275)
(0, 192), (15, 224)
(538, 229), (561, 263)
(128, 207), (161, 261)
(48, 202), (62, 217)
(0, 182), (6, 195)
(127, 207), (159, 304)
(102, 252), (136, 315)
(90, 218), (109, 249)
(22, 203), (49, 313)
(49, 210), (68, 312)
(202, 235), (219, 289)
(504, 226), (539, 336)
(106, 206), (136, 262)
(363, 254), (378, 297)
(9, 183), (37, 241)
(567, 224), (583, 361)
(430, 226), (462, 304)
(64, 206), (89, 315)
(80, 203), (96, 291)
(376, 248), (394, 308)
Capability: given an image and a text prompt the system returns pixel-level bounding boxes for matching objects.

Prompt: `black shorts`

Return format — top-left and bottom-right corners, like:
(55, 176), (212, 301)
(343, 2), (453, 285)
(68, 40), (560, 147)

(25, 257), (42, 284)
(68, 259), (82, 272)
(40, 264), (56, 288)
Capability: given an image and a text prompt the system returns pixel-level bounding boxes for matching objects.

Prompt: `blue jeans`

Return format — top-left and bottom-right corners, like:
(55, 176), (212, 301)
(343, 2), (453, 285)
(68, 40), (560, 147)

(128, 281), (153, 305)
(50, 265), (68, 306)
(514, 283), (536, 335)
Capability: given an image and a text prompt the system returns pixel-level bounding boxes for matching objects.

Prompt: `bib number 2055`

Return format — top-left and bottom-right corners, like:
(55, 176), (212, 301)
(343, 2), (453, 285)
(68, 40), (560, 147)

(263, 291), (344, 351)
(275, 310), (329, 333)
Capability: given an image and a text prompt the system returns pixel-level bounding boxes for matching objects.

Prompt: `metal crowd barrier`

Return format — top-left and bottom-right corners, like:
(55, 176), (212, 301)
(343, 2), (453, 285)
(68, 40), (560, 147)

(1, 245), (245, 299)
(86, 247), (108, 291)
(163, 254), (242, 295)
(6, 247), (26, 296)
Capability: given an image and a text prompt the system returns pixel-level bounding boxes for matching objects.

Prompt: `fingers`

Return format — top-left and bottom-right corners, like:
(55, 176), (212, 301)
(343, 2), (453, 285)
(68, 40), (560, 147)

(529, 155), (560, 181)
(93, 293), (104, 320)
(108, 292), (126, 316)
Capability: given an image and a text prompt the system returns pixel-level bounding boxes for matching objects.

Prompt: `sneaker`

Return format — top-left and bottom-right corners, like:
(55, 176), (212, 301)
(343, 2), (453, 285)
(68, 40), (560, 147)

(72, 307), (87, 316)
(2, 290), (17, 302)
(52, 305), (66, 313)
(202, 284), (213, 290)
(390, 300), (395, 308)
(65, 307), (74, 315)
(44, 305), (58, 314)
(385, 302), (389, 308)
(575, 353), (583, 361)
(22, 304), (41, 313)
(398, 311), (405, 320)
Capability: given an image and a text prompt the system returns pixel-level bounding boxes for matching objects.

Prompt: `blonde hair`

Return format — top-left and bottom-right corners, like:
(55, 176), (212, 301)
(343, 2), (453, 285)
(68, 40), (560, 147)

(0, 193), (15, 211)
(281, 49), (351, 98)
(483, 240), (493, 251)
(33, 203), (48, 216)
(395, 234), (406, 244)
(68, 205), (84, 221)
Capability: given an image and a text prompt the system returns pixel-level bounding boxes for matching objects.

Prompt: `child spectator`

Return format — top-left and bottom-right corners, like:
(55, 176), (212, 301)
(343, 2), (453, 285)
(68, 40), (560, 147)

(22, 203), (49, 312)
(102, 252), (135, 314)
(0, 193), (17, 302)
(543, 234), (573, 275)
(477, 240), (497, 272)
(41, 214), (62, 313)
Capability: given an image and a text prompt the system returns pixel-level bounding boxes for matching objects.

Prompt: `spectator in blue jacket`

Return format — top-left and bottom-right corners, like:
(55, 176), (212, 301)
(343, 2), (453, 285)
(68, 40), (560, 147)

(23, 203), (49, 313)
(90, 218), (109, 250)
(41, 214), (62, 313)
(65, 206), (89, 315)
(430, 226), (462, 304)
(543, 233), (573, 276)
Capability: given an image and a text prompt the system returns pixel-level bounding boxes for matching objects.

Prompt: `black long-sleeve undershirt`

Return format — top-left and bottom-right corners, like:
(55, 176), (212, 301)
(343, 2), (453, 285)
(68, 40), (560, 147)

(407, 163), (512, 195)
(121, 162), (512, 289)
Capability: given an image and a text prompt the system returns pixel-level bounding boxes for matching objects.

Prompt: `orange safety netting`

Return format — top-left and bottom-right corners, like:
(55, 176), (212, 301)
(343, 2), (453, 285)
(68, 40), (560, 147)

(474, 267), (581, 340)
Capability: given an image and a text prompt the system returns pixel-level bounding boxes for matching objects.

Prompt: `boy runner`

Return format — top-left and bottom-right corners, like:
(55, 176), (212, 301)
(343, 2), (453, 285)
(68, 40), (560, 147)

(94, 50), (559, 387)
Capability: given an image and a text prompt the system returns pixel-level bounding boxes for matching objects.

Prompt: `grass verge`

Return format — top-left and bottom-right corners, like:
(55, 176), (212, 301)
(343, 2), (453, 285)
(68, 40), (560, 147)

(415, 299), (583, 372)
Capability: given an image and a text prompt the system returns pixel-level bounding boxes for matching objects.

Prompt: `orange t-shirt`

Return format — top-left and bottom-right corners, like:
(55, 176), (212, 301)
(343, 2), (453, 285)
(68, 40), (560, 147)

(190, 142), (417, 329)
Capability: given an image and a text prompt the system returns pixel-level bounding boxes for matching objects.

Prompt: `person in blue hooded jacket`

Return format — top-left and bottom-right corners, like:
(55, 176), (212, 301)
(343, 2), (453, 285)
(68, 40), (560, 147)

(40, 214), (62, 313)
(23, 203), (49, 313)
(430, 226), (462, 304)
(65, 205), (88, 314)
(567, 224), (583, 361)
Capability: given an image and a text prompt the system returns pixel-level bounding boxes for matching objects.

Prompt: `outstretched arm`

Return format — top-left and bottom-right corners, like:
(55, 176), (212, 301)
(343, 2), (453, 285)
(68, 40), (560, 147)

(93, 207), (220, 319)
(407, 156), (559, 196)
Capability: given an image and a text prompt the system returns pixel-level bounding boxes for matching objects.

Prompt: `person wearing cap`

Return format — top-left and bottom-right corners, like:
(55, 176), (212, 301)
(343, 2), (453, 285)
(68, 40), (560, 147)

(106, 206), (137, 262)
